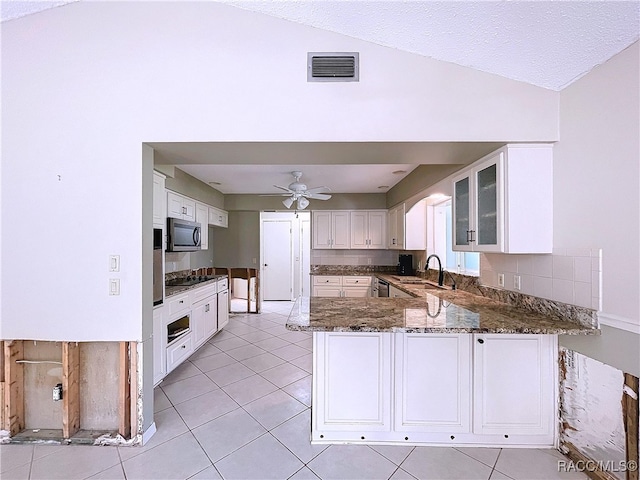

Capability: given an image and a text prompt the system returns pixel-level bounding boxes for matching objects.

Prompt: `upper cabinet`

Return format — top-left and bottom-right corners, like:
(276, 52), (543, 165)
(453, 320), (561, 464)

(195, 202), (209, 250)
(153, 171), (166, 229)
(313, 211), (350, 249)
(387, 204), (405, 250)
(167, 191), (196, 222)
(452, 144), (553, 254)
(208, 206), (228, 228)
(350, 211), (387, 249)
(405, 200), (427, 250)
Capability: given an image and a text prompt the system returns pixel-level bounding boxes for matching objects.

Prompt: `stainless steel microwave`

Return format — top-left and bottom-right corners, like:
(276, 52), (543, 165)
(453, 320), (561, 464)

(167, 218), (201, 252)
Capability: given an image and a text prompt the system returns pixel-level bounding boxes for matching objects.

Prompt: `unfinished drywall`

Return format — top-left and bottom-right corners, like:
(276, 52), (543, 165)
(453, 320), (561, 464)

(560, 347), (626, 480)
(79, 342), (119, 430)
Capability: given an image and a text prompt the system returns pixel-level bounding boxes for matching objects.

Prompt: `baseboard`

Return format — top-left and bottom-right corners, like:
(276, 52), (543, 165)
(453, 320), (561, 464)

(142, 422), (157, 446)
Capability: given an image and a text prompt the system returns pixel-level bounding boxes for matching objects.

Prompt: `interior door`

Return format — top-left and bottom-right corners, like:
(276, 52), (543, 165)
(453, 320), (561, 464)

(301, 218), (311, 297)
(262, 220), (293, 300)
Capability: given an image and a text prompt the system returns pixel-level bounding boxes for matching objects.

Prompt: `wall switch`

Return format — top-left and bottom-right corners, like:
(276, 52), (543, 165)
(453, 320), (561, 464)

(498, 273), (505, 287)
(109, 278), (120, 295)
(367, 258), (372, 265)
(514, 275), (521, 291)
(109, 255), (120, 272)
(252, 258), (257, 264)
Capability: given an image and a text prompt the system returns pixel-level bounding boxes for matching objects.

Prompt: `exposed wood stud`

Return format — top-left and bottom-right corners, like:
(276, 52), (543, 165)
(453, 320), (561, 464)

(129, 342), (139, 439)
(118, 342), (131, 438)
(4, 340), (25, 435)
(623, 373), (639, 480)
(62, 342), (80, 438)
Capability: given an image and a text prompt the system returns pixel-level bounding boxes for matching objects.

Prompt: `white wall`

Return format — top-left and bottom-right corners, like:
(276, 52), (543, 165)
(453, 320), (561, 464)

(1, 2), (559, 341)
(554, 42), (640, 375)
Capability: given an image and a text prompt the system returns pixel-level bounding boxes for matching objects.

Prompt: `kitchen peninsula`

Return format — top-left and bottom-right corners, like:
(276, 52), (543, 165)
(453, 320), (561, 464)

(286, 276), (598, 447)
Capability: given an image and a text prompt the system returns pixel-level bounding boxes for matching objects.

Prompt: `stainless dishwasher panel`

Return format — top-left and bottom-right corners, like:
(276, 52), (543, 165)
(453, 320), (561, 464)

(378, 279), (389, 297)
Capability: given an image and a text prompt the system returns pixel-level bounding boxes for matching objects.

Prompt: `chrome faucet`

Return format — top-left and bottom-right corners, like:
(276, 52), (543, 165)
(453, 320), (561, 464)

(425, 254), (444, 286)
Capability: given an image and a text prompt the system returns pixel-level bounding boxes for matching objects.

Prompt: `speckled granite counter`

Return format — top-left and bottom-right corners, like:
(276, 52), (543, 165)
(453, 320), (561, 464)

(165, 274), (227, 298)
(287, 274), (599, 335)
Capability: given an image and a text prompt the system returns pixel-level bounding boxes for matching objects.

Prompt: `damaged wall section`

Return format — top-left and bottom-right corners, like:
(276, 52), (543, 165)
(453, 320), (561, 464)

(559, 347), (637, 480)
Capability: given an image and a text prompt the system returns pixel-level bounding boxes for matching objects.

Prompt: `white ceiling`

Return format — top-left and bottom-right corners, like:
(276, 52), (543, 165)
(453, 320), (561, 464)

(4, 1), (639, 196)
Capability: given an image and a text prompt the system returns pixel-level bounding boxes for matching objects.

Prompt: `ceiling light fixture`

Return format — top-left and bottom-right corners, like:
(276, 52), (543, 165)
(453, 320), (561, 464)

(392, 170), (407, 175)
(208, 181), (221, 186)
(378, 185), (389, 189)
(297, 197), (310, 209)
(282, 197), (295, 209)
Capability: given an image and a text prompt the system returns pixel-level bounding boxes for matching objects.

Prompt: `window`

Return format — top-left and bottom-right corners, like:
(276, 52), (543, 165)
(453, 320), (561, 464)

(431, 199), (479, 276)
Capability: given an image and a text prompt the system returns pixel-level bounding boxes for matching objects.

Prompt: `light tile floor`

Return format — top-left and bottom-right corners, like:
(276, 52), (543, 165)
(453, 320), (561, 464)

(0, 301), (588, 480)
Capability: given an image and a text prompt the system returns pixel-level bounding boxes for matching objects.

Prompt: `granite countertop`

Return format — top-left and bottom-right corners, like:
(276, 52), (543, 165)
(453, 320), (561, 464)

(165, 274), (227, 298)
(287, 274), (600, 335)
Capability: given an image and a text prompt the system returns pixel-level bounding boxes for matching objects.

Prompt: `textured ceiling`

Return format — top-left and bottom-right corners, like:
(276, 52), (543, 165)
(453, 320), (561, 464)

(4, 1), (637, 91)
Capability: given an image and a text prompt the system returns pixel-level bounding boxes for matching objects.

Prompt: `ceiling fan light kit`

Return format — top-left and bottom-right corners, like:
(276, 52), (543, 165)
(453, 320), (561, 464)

(266, 171), (332, 210)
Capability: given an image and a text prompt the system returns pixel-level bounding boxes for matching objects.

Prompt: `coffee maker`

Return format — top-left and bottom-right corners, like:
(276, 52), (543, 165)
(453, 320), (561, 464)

(398, 254), (413, 276)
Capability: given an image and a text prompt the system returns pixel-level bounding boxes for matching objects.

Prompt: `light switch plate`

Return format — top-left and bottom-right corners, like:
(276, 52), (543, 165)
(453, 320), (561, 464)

(514, 275), (521, 291)
(109, 279), (120, 295)
(498, 273), (505, 287)
(109, 255), (120, 272)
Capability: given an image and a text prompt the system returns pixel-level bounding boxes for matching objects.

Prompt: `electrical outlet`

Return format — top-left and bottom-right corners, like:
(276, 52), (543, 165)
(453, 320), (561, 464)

(498, 273), (505, 287)
(367, 258), (372, 265)
(514, 275), (521, 291)
(53, 383), (63, 401)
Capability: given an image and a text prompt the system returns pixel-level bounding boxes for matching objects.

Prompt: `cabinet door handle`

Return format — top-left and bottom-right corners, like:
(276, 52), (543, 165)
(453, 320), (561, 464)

(179, 300), (184, 304)
(181, 344), (186, 349)
(477, 338), (484, 344)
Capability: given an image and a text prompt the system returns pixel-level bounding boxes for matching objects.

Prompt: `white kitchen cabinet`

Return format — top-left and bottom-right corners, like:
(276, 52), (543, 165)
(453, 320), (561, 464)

(195, 203), (209, 250)
(153, 306), (166, 386)
(312, 276), (372, 298)
(404, 200), (427, 250)
(167, 190), (196, 221)
(350, 211), (387, 249)
(313, 332), (392, 439)
(153, 171), (167, 229)
(166, 332), (193, 374)
(217, 285), (230, 330)
(473, 334), (556, 440)
(312, 211), (350, 249)
(388, 204), (406, 249)
(394, 334), (472, 433)
(208, 206), (228, 228)
(452, 144), (553, 254)
(192, 294), (218, 349)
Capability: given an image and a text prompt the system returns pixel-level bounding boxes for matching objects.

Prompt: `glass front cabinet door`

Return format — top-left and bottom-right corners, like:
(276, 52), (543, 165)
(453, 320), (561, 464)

(452, 152), (504, 253)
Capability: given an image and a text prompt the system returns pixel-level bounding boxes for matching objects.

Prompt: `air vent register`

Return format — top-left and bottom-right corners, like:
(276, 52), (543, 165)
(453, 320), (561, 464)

(307, 52), (359, 82)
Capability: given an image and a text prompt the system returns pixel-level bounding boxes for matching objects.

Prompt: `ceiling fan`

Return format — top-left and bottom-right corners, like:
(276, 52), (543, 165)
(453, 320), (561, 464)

(263, 171), (332, 210)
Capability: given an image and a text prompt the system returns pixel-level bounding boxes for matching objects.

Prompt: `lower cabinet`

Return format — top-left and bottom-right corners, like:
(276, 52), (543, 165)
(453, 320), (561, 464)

(192, 294), (218, 349)
(312, 275), (372, 298)
(217, 288), (230, 330)
(312, 331), (557, 446)
(153, 306), (166, 386)
(394, 334), (472, 434)
(313, 332), (392, 437)
(154, 277), (231, 385)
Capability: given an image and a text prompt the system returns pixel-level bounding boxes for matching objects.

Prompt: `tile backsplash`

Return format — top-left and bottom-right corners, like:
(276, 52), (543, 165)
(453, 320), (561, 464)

(311, 249), (399, 267)
(480, 248), (602, 310)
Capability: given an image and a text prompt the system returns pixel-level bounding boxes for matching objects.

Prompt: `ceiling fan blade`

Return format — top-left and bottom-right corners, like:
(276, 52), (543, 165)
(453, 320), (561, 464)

(305, 186), (331, 194)
(259, 193), (292, 197)
(305, 193), (332, 200)
(273, 185), (293, 193)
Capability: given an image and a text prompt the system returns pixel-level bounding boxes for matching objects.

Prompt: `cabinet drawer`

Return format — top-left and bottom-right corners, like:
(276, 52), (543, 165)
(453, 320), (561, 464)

(217, 277), (229, 291)
(166, 333), (193, 373)
(168, 293), (190, 316)
(343, 276), (372, 287)
(313, 275), (342, 286)
(192, 283), (217, 304)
